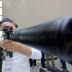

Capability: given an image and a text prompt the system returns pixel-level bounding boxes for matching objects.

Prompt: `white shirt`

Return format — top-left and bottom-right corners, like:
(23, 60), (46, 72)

(0, 31), (42, 72)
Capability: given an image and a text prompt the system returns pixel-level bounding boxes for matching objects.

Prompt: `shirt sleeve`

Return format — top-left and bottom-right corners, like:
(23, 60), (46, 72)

(29, 48), (42, 59)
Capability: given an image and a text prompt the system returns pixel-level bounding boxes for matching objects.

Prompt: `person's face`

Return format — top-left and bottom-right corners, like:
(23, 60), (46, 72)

(0, 22), (16, 31)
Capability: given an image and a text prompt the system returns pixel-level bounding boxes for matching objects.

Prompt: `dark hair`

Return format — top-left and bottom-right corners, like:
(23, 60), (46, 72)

(0, 18), (18, 28)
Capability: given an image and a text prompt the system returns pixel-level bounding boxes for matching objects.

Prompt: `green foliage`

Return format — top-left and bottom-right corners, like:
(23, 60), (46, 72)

(0, 48), (3, 58)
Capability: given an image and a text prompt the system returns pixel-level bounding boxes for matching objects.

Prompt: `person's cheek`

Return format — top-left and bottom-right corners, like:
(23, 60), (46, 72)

(12, 25), (15, 30)
(13, 27), (15, 30)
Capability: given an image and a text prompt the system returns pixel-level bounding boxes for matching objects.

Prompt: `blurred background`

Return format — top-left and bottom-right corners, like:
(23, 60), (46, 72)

(0, 0), (2, 21)
(2, 0), (72, 28)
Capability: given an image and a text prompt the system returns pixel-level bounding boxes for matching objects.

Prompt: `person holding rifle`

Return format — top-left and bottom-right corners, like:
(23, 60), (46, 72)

(0, 18), (42, 72)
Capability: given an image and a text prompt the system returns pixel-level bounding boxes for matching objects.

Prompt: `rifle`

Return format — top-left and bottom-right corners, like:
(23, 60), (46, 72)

(11, 17), (72, 64)
(2, 26), (13, 58)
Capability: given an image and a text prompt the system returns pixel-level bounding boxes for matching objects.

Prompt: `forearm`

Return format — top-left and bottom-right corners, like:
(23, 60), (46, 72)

(2, 40), (41, 58)
(16, 43), (32, 57)
(2, 40), (32, 57)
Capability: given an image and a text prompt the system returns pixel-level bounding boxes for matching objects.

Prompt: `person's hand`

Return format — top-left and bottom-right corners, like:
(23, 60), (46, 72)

(2, 40), (18, 52)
